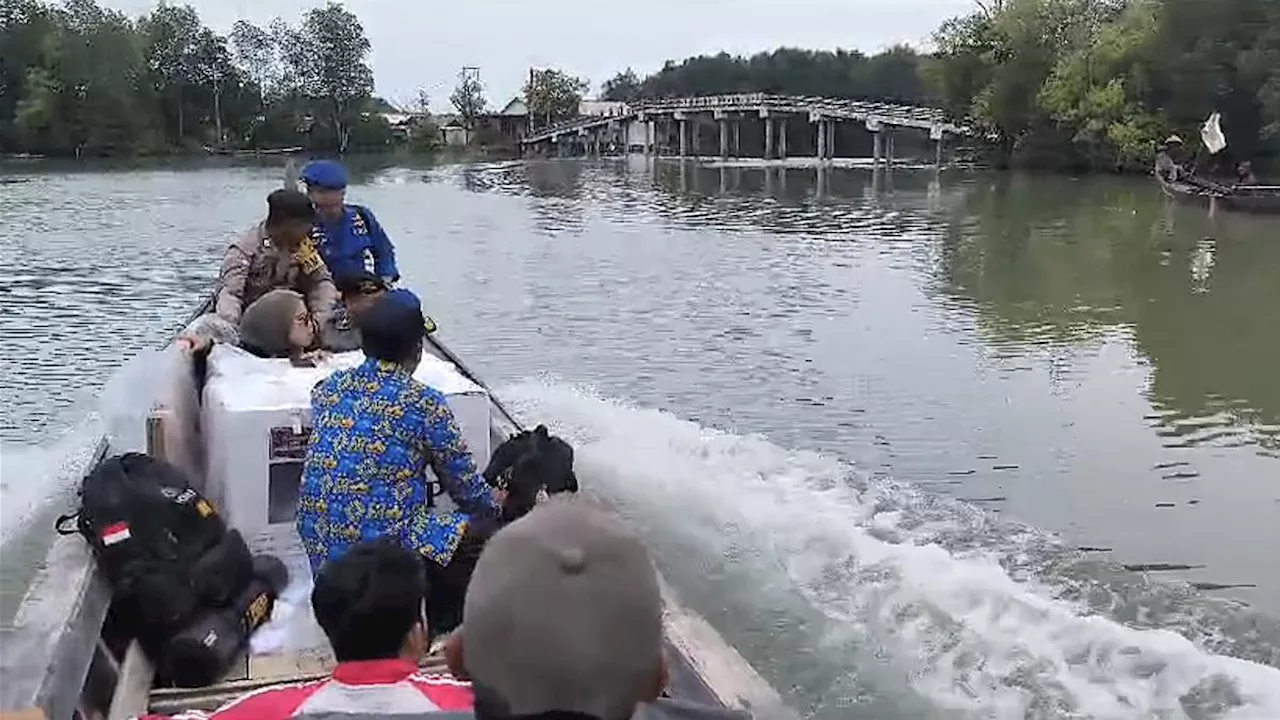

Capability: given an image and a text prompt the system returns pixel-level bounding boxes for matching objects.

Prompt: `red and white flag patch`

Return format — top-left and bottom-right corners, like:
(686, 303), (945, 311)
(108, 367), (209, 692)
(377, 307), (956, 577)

(101, 522), (132, 546)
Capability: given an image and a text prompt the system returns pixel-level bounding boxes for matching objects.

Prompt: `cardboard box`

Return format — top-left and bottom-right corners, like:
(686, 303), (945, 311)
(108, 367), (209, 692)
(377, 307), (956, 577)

(202, 346), (491, 536)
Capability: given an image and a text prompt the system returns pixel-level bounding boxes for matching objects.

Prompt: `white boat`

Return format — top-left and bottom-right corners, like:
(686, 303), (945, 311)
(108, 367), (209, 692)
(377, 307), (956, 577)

(0, 296), (796, 720)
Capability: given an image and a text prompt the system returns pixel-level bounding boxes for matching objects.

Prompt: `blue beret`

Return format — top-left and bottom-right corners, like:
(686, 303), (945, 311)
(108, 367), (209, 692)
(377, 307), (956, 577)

(361, 288), (437, 345)
(300, 160), (348, 190)
(385, 288), (422, 312)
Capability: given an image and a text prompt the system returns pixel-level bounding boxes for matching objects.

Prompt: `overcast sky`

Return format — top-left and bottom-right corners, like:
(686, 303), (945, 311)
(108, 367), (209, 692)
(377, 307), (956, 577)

(105, 0), (975, 112)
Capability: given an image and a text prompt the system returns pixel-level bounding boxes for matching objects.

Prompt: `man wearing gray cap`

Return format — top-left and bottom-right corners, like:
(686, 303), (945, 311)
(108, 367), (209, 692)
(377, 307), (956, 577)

(445, 497), (753, 720)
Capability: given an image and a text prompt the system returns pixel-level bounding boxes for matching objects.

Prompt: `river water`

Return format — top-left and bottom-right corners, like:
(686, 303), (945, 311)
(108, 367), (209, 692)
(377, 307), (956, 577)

(1, 158), (1279, 718)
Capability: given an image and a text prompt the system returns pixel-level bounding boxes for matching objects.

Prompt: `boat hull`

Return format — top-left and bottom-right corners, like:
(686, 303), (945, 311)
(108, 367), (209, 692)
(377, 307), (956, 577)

(1160, 179), (1280, 215)
(0, 297), (794, 720)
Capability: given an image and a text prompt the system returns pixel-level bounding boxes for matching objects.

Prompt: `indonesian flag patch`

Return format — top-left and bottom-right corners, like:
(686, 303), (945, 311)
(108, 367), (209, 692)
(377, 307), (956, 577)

(101, 522), (132, 546)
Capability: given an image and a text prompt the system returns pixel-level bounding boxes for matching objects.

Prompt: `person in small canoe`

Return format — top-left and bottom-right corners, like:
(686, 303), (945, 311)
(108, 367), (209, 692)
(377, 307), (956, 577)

(1236, 161), (1258, 185)
(301, 159), (401, 284)
(1154, 135), (1188, 184)
(297, 289), (502, 637)
(137, 539), (476, 719)
(214, 188), (338, 327)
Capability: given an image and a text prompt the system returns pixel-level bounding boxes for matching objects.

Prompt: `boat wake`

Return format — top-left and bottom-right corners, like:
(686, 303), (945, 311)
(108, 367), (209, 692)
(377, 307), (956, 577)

(0, 347), (178, 621)
(502, 379), (1280, 720)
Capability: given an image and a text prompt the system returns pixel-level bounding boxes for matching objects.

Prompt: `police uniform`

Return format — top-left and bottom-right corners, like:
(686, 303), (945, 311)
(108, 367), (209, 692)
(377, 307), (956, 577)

(309, 204), (400, 280)
(215, 222), (339, 326)
(301, 160), (400, 282)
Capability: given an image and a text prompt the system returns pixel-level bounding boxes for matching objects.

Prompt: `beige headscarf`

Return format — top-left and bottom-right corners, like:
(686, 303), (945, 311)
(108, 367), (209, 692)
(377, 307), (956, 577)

(239, 289), (306, 358)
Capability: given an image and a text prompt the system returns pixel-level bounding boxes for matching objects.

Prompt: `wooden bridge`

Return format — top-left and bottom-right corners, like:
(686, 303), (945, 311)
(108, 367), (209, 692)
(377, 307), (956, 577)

(521, 93), (971, 165)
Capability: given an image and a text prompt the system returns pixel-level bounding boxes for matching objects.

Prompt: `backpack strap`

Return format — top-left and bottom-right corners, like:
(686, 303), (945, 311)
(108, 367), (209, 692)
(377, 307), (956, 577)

(54, 511), (79, 535)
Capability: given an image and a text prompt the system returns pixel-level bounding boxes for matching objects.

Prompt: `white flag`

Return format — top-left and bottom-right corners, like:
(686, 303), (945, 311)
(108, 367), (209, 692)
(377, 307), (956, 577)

(1201, 112), (1227, 155)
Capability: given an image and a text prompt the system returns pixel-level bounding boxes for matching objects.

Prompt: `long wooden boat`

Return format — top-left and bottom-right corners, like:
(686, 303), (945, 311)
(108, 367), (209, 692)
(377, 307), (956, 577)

(1159, 178), (1280, 215)
(0, 297), (796, 720)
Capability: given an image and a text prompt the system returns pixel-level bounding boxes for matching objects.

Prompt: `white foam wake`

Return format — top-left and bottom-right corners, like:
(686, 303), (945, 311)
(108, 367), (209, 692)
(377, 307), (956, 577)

(502, 379), (1280, 720)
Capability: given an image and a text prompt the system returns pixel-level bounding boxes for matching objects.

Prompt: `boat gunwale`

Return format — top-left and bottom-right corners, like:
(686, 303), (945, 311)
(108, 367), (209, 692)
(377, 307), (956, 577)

(1159, 177), (1280, 214)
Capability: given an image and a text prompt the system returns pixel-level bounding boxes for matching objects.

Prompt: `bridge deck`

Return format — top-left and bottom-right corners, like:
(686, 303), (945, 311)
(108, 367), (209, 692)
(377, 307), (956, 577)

(522, 93), (968, 144)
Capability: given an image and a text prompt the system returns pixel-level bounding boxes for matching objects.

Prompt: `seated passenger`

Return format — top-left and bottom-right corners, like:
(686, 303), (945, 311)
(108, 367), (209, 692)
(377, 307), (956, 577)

(215, 188), (338, 327)
(138, 539), (474, 719)
(1154, 135), (1186, 184)
(238, 288), (328, 366)
(324, 270), (390, 352)
(298, 290), (501, 637)
(175, 289), (325, 367)
(301, 160), (400, 284)
(447, 498), (755, 720)
(1237, 161), (1258, 185)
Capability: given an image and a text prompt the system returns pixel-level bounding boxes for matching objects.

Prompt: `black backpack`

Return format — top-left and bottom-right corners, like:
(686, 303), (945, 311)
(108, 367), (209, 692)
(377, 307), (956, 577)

(56, 453), (252, 652)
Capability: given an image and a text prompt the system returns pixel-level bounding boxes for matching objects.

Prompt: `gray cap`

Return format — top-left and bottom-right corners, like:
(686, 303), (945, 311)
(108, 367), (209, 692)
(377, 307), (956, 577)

(462, 497), (664, 720)
(240, 288), (305, 357)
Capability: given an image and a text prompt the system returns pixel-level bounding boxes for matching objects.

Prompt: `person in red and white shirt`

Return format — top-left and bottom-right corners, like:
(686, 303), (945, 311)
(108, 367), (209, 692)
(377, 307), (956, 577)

(143, 539), (474, 719)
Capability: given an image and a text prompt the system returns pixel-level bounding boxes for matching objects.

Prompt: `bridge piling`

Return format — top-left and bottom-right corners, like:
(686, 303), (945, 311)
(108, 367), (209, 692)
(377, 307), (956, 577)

(764, 115), (774, 159)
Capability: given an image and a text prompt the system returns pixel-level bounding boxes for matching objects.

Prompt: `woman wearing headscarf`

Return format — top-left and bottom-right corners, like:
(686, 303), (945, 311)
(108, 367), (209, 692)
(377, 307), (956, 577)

(177, 289), (326, 367)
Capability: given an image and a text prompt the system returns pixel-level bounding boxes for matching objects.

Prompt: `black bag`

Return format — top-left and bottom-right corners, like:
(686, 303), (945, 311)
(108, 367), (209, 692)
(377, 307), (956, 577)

(56, 453), (250, 651)
(160, 554), (290, 687)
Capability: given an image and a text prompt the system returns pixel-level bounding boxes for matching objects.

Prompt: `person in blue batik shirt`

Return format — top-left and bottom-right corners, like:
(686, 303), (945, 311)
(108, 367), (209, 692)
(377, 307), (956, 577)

(298, 288), (500, 636)
(300, 159), (400, 284)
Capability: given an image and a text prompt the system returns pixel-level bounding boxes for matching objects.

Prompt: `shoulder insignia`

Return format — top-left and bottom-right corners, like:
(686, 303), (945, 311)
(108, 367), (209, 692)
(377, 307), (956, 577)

(295, 238), (325, 275)
(349, 206), (370, 235)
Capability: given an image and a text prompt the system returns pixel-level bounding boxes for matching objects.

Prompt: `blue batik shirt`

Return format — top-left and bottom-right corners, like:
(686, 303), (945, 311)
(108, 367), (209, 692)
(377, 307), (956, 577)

(297, 358), (499, 572)
(311, 204), (399, 281)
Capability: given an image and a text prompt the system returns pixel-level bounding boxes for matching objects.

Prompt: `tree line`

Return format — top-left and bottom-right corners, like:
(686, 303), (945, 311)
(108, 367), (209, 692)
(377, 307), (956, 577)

(597, 0), (1279, 172)
(5, 0), (1278, 172)
(0, 0), (413, 157)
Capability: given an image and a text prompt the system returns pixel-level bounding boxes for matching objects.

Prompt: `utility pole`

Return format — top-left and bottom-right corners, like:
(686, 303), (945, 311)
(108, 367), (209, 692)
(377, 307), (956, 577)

(528, 67), (535, 134)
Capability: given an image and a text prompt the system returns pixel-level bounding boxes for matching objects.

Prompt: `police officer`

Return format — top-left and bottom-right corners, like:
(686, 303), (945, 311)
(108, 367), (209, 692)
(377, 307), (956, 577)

(300, 159), (400, 284)
(215, 188), (338, 327)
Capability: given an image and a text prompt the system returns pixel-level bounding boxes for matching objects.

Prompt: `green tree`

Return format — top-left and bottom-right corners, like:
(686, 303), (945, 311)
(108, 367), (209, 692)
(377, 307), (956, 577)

(524, 68), (588, 129)
(15, 0), (155, 156)
(281, 2), (374, 153)
(601, 68), (641, 102)
(139, 3), (204, 143)
(229, 20), (275, 104)
(407, 87), (440, 153)
(449, 71), (487, 137)
(631, 47), (933, 104)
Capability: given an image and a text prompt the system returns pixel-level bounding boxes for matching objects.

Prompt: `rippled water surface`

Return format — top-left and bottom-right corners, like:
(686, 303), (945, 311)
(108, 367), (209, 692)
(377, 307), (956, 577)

(2, 159), (1280, 718)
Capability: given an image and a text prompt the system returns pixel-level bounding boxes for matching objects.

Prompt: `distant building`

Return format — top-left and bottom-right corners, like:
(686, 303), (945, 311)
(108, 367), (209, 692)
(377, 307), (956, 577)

(482, 98), (530, 144)
(440, 97), (632, 148)
(437, 115), (470, 146)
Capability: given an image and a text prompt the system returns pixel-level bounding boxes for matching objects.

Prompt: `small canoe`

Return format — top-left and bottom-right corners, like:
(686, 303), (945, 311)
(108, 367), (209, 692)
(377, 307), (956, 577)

(0, 295), (796, 720)
(1159, 178), (1280, 215)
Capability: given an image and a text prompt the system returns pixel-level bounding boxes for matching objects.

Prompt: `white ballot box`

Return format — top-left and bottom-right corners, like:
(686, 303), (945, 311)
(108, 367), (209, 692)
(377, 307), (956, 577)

(201, 345), (492, 538)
